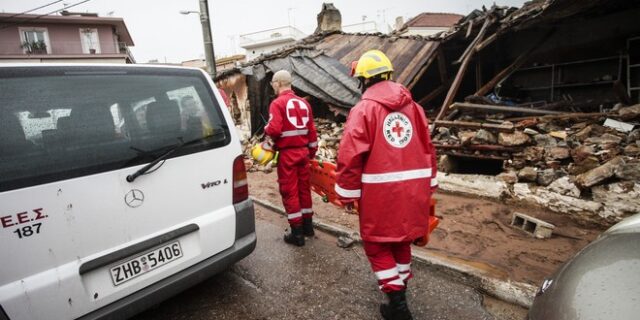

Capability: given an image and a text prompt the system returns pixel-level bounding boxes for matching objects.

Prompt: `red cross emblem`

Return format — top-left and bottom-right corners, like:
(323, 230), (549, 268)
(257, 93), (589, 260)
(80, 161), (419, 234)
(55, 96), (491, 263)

(392, 121), (404, 137)
(286, 99), (309, 128)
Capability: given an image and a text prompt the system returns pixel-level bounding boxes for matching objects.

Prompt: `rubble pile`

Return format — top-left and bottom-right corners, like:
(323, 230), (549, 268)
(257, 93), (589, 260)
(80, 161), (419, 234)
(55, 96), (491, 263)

(242, 118), (345, 173)
(433, 101), (640, 220)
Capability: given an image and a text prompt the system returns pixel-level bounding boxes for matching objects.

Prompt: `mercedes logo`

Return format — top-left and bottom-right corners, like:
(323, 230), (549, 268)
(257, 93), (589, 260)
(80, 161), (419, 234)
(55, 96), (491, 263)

(124, 189), (145, 208)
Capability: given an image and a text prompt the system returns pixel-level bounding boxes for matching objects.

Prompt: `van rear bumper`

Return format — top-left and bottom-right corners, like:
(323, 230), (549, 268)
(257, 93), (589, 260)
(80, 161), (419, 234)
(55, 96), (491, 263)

(78, 199), (256, 320)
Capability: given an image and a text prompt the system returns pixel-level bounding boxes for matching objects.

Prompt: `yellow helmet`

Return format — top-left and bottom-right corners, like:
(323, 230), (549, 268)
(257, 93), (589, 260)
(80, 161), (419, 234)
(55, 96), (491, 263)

(352, 50), (394, 79)
(251, 142), (275, 165)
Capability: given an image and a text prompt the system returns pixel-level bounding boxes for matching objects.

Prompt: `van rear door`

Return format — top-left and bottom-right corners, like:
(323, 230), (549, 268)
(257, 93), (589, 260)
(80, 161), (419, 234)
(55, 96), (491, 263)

(0, 66), (239, 319)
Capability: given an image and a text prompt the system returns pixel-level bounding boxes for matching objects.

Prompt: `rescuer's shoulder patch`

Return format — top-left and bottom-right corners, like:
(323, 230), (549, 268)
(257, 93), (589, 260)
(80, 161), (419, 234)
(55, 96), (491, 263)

(383, 112), (413, 148)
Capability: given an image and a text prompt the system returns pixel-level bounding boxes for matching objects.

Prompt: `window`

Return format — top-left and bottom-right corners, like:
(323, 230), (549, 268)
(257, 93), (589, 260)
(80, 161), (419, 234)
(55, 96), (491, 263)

(0, 66), (230, 192)
(80, 28), (101, 54)
(19, 27), (50, 54)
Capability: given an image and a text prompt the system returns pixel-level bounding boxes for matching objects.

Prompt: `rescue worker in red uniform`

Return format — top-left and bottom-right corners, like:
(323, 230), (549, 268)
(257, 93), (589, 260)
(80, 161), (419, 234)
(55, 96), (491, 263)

(336, 50), (438, 320)
(265, 70), (318, 246)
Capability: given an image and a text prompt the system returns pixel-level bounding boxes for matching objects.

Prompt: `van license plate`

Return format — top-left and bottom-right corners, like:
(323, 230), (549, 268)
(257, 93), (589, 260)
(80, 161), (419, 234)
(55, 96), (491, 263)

(110, 241), (183, 286)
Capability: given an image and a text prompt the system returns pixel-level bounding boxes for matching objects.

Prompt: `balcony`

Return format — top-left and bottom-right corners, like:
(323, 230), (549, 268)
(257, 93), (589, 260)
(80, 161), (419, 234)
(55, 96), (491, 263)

(239, 26), (306, 49)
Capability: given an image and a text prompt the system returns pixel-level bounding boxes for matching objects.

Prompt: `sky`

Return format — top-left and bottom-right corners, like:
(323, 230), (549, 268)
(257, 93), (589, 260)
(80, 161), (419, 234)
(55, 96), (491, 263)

(1, 0), (528, 63)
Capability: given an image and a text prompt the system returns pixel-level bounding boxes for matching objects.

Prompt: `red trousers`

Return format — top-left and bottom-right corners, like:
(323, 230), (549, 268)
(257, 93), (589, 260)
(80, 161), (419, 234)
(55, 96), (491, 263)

(363, 241), (413, 293)
(277, 148), (313, 227)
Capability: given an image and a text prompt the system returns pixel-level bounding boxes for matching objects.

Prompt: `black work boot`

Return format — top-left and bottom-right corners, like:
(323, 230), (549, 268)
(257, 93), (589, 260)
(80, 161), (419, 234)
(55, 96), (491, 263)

(302, 217), (315, 237)
(380, 290), (413, 320)
(283, 226), (305, 247)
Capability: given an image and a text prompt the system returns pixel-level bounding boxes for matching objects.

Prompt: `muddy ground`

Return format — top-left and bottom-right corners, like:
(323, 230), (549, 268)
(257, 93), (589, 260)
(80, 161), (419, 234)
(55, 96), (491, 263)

(248, 171), (606, 285)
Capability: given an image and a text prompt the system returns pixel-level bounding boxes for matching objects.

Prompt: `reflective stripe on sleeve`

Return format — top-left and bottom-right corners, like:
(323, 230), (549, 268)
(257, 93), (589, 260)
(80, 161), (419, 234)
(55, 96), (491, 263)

(287, 211), (302, 220)
(361, 168), (432, 184)
(281, 129), (309, 137)
(375, 267), (399, 280)
(431, 177), (438, 187)
(335, 184), (361, 198)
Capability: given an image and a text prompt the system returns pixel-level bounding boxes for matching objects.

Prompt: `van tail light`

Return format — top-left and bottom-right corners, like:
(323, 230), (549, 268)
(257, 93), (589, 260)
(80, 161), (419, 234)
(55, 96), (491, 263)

(233, 155), (249, 204)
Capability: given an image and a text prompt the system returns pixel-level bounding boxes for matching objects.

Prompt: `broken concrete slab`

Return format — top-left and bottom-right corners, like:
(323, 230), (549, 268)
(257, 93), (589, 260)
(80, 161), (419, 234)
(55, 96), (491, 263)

(438, 172), (509, 199)
(548, 176), (581, 198)
(575, 156), (625, 188)
(513, 183), (603, 218)
(517, 167), (538, 182)
(498, 131), (531, 146)
(592, 182), (640, 219)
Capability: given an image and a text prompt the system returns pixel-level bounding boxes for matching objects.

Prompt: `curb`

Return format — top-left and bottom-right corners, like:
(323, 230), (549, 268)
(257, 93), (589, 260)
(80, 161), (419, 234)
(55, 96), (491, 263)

(250, 196), (537, 309)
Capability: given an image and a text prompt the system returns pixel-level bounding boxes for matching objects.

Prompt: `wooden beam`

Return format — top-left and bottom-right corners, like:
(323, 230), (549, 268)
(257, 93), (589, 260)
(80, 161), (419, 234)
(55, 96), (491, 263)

(434, 17), (495, 129)
(474, 29), (555, 97)
(450, 102), (563, 115)
(440, 151), (510, 161)
(418, 85), (446, 106)
(435, 143), (520, 152)
(437, 48), (448, 84)
(475, 33), (498, 52)
(434, 120), (515, 132)
(407, 50), (439, 90)
(507, 112), (614, 122)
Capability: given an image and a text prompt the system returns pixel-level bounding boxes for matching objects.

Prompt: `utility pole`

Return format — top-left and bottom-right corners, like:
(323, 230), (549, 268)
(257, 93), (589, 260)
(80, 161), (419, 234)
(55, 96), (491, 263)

(199, 0), (217, 78)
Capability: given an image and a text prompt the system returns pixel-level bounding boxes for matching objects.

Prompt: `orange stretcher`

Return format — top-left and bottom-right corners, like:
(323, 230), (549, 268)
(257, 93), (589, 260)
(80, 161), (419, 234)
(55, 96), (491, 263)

(309, 159), (439, 246)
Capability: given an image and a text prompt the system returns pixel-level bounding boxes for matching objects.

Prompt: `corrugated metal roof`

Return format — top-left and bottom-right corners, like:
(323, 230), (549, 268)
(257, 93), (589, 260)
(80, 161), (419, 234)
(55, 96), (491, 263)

(315, 33), (440, 87)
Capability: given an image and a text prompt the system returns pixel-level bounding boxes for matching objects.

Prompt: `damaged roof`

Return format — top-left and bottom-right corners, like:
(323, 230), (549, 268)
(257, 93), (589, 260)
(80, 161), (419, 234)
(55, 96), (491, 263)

(218, 31), (440, 90)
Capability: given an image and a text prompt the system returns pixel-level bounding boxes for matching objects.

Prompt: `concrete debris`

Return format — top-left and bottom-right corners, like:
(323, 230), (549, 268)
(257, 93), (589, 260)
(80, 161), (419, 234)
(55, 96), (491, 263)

(513, 183), (603, 219)
(498, 131), (530, 146)
(575, 156), (625, 188)
(546, 147), (571, 160)
(511, 212), (555, 239)
(497, 170), (518, 184)
(438, 173), (509, 199)
(533, 134), (557, 149)
(536, 169), (557, 187)
(547, 176), (581, 198)
(617, 104), (640, 121)
(337, 235), (355, 248)
(474, 129), (498, 144)
(591, 182), (640, 219)
(603, 118), (635, 133)
(517, 167), (538, 182)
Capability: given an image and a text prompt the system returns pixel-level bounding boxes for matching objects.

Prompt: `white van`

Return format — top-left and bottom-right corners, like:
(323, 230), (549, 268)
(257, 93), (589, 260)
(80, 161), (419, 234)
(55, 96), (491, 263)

(0, 64), (256, 320)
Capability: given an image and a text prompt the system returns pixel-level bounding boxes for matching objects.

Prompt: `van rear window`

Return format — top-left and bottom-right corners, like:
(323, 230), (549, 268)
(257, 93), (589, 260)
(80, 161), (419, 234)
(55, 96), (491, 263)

(0, 66), (230, 192)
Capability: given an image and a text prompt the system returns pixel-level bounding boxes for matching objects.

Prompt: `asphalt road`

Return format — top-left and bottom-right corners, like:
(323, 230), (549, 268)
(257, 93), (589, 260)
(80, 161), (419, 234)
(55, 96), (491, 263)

(133, 206), (526, 320)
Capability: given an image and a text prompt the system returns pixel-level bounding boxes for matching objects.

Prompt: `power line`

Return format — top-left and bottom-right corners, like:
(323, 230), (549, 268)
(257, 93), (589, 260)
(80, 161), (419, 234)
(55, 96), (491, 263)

(1, 0), (64, 20)
(0, 0), (93, 31)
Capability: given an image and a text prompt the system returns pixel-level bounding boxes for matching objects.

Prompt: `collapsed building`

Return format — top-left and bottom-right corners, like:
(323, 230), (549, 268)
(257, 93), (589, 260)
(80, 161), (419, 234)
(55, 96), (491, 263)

(216, 0), (640, 224)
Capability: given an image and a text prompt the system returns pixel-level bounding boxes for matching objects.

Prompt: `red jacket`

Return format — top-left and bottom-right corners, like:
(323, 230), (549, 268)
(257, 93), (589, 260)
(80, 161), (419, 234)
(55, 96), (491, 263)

(336, 81), (438, 242)
(265, 90), (318, 154)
